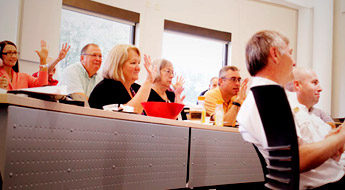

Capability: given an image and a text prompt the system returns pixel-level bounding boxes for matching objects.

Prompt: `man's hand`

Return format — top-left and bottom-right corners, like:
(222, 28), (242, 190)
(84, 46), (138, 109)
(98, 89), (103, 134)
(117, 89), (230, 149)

(326, 125), (345, 161)
(235, 78), (249, 103)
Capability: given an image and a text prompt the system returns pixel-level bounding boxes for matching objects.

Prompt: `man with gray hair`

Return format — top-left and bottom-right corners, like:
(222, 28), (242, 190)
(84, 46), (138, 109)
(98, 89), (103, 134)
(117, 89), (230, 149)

(204, 66), (248, 126)
(238, 30), (345, 189)
(59, 43), (103, 105)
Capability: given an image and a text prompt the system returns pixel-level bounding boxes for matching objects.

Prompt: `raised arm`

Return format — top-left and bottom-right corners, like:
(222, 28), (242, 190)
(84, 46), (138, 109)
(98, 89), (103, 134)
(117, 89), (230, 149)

(48, 42), (70, 73)
(35, 40), (48, 68)
(30, 40), (48, 87)
(172, 75), (185, 91)
(174, 86), (186, 104)
(126, 54), (155, 113)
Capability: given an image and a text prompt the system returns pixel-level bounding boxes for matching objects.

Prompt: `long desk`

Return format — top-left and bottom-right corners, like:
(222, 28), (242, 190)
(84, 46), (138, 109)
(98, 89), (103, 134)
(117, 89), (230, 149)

(0, 94), (263, 189)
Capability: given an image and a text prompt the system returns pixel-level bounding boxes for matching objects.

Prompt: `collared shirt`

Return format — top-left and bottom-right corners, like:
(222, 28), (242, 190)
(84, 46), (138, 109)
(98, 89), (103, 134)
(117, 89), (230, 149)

(204, 86), (237, 116)
(310, 107), (334, 123)
(58, 63), (102, 97)
(0, 66), (48, 90)
(237, 76), (344, 190)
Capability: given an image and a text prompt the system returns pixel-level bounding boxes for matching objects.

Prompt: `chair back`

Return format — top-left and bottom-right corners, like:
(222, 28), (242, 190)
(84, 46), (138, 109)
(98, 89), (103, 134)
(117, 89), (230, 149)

(251, 85), (299, 190)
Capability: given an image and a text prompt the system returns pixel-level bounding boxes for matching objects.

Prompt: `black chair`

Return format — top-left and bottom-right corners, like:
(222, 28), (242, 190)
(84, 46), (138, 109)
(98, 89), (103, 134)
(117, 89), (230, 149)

(251, 85), (299, 190)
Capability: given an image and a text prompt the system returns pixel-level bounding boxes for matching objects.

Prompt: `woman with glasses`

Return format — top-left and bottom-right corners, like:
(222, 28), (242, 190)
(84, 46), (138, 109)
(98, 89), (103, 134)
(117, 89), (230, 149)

(88, 44), (154, 114)
(0, 40), (48, 90)
(147, 58), (185, 104)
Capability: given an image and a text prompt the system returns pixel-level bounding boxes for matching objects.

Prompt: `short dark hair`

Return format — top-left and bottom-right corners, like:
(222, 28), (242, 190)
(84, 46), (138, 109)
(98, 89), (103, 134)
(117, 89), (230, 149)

(0, 40), (19, 72)
(245, 30), (289, 76)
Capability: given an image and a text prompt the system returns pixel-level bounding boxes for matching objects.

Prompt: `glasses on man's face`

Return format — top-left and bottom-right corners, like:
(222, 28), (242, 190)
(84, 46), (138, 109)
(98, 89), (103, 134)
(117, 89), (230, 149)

(222, 77), (242, 83)
(2, 51), (20, 56)
(82, 53), (102, 59)
(161, 69), (176, 76)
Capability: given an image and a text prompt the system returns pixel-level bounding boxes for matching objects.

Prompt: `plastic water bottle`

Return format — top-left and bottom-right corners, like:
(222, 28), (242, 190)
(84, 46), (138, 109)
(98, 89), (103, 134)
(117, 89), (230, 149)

(197, 96), (206, 123)
(214, 100), (224, 127)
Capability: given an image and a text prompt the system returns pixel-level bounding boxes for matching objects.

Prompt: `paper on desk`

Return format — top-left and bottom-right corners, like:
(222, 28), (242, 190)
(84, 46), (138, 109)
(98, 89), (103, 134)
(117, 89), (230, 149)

(7, 85), (68, 100)
(9, 85), (68, 95)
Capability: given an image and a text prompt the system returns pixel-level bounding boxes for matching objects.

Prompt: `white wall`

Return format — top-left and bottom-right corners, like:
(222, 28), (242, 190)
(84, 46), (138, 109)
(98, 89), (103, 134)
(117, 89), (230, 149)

(0, 0), (21, 43)
(332, 0), (345, 118)
(94, 0), (298, 81)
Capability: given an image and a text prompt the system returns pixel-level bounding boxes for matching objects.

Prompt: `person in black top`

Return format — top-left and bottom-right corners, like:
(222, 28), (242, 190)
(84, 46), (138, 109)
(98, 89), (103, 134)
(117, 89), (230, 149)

(89, 44), (154, 113)
(148, 58), (185, 103)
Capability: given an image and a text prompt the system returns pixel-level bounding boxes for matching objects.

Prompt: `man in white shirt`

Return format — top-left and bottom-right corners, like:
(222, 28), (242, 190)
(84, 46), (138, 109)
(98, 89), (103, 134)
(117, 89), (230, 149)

(292, 67), (336, 128)
(237, 30), (345, 189)
(59, 44), (103, 105)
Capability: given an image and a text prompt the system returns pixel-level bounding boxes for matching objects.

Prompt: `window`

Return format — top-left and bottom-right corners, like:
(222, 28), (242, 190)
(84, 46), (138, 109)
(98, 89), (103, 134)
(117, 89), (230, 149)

(58, 0), (139, 79)
(163, 20), (231, 105)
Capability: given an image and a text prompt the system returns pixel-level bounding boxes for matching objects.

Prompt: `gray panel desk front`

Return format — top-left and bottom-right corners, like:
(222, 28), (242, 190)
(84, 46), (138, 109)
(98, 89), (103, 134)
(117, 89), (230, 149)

(0, 94), (263, 189)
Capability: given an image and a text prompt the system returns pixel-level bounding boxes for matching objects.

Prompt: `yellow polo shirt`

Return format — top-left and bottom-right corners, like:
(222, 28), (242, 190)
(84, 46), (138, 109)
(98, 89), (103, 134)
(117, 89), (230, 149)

(204, 87), (237, 116)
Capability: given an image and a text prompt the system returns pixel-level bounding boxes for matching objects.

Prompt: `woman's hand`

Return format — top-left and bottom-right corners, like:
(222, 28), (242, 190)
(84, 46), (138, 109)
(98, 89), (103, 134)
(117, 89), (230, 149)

(35, 40), (49, 63)
(57, 42), (70, 61)
(172, 75), (185, 91)
(174, 86), (186, 104)
(0, 76), (9, 90)
(143, 54), (156, 83)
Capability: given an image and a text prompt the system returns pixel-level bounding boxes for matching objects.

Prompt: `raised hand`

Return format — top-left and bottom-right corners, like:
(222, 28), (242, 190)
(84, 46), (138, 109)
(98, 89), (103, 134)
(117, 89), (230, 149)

(35, 40), (49, 62)
(174, 86), (186, 104)
(235, 77), (249, 103)
(0, 75), (9, 90)
(57, 42), (70, 61)
(143, 54), (156, 83)
(172, 75), (185, 91)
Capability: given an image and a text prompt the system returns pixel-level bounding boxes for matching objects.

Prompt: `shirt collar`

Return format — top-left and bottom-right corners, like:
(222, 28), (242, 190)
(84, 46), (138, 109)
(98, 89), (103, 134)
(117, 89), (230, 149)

(78, 63), (98, 79)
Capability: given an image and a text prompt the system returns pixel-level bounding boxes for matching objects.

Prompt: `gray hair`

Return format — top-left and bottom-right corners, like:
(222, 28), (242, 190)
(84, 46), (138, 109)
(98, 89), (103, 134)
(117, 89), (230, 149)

(152, 58), (173, 82)
(219, 66), (239, 78)
(245, 30), (289, 76)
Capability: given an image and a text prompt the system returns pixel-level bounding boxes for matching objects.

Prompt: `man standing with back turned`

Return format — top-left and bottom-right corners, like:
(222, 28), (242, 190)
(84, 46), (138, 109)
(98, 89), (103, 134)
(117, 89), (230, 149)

(237, 30), (345, 189)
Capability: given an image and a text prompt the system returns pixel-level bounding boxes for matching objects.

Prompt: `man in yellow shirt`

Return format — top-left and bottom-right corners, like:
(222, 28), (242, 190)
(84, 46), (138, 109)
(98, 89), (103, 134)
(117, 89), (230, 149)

(204, 66), (248, 126)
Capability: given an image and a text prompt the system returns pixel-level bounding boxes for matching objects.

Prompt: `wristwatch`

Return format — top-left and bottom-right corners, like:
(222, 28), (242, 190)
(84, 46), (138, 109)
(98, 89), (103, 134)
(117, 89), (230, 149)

(232, 101), (241, 107)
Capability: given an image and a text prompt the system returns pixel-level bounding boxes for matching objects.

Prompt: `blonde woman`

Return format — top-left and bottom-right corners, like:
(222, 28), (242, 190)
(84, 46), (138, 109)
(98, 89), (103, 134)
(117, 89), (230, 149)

(88, 44), (154, 113)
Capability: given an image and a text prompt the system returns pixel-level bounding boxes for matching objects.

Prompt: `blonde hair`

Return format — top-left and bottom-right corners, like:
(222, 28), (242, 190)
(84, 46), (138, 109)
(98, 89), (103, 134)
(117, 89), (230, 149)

(152, 58), (173, 82)
(102, 44), (140, 81)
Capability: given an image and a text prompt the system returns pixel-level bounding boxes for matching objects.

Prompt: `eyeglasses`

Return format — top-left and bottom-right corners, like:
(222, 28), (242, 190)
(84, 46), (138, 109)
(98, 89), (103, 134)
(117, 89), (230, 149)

(2, 51), (20, 56)
(82, 53), (102, 59)
(222, 77), (242, 83)
(161, 69), (176, 76)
